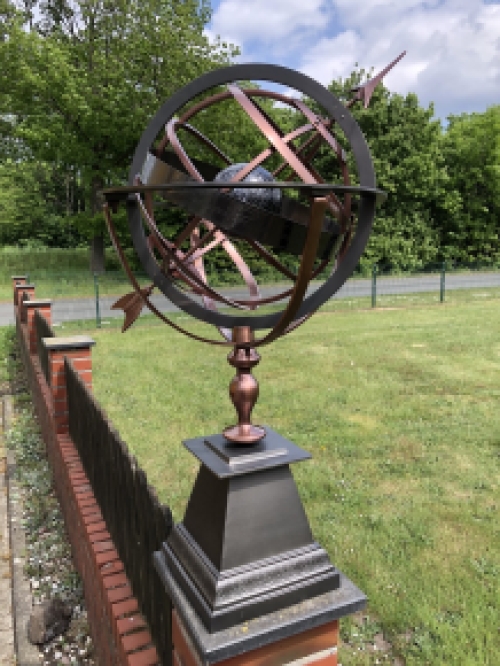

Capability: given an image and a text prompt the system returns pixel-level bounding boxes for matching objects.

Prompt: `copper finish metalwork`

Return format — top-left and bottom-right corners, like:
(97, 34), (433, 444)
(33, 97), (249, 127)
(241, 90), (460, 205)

(349, 51), (406, 108)
(223, 327), (265, 444)
(111, 284), (154, 332)
(102, 58), (405, 442)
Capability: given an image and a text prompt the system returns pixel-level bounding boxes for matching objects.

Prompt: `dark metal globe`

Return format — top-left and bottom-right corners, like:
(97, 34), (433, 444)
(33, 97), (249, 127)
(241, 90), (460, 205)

(214, 163), (282, 213)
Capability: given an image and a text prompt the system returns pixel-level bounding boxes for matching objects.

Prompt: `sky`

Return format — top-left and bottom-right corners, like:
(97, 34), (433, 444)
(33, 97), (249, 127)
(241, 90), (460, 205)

(206, 0), (500, 121)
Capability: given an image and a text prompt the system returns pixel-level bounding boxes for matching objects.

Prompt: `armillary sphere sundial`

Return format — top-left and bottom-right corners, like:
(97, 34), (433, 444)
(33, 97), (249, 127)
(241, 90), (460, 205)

(102, 55), (404, 445)
(102, 56), (405, 641)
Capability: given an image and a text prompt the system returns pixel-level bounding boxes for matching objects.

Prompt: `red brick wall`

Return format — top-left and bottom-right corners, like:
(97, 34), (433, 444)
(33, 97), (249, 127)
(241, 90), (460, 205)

(14, 302), (160, 666)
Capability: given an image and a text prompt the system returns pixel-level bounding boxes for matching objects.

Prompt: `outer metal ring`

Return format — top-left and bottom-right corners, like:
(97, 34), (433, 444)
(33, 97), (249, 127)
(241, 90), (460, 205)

(128, 63), (377, 332)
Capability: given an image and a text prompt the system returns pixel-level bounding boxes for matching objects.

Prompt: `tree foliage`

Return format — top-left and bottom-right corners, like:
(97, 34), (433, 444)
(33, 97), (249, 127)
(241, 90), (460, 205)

(0, 159), (84, 246)
(1, 0), (236, 218)
(311, 70), (458, 271)
(0, 20), (498, 272)
(441, 106), (500, 264)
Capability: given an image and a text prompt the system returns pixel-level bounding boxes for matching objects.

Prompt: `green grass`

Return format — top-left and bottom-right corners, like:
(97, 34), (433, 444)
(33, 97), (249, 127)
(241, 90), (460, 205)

(7, 270), (146, 301)
(0, 270), (138, 302)
(0, 246), (142, 300)
(0, 246), (89, 276)
(0, 325), (13, 386)
(77, 299), (500, 665)
(373, 288), (500, 311)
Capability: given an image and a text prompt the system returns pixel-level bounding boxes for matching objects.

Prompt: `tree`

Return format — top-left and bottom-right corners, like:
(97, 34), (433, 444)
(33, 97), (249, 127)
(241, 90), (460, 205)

(0, 159), (83, 246)
(441, 106), (500, 265)
(0, 0), (236, 262)
(312, 68), (460, 271)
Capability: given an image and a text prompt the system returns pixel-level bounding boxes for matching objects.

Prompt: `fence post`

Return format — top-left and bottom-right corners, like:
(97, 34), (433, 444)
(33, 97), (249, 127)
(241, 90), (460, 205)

(94, 273), (101, 328)
(11, 275), (27, 305)
(440, 261), (446, 303)
(371, 264), (377, 308)
(15, 283), (35, 310)
(42, 336), (96, 434)
(24, 300), (52, 355)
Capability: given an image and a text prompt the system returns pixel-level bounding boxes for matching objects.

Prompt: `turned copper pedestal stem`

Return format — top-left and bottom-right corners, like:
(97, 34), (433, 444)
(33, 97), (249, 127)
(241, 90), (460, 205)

(223, 326), (266, 444)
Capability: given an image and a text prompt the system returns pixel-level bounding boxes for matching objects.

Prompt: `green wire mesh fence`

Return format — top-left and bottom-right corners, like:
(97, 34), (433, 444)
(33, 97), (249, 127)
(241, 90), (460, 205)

(14, 264), (500, 329)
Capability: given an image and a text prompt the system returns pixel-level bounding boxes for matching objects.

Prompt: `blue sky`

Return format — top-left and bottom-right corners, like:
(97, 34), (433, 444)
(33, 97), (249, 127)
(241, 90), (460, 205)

(206, 0), (500, 120)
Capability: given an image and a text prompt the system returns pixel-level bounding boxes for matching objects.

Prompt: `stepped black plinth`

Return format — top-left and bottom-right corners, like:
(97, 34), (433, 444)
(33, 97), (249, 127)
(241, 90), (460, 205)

(154, 427), (365, 646)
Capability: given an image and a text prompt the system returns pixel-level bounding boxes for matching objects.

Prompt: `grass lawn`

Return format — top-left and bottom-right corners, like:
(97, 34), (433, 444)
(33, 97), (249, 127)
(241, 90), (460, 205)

(82, 299), (500, 665)
(0, 247), (138, 301)
(0, 270), (142, 302)
(4, 296), (499, 664)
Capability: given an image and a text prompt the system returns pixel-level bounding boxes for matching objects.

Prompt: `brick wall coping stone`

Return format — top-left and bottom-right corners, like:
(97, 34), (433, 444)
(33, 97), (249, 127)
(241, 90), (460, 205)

(42, 336), (96, 350)
(11, 275), (28, 280)
(23, 299), (53, 307)
(155, 558), (366, 665)
(15, 283), (36, 290)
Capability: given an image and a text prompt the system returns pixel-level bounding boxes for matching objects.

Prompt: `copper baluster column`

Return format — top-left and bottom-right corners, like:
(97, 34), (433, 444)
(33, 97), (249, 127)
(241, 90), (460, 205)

(223, 326), (266, 444)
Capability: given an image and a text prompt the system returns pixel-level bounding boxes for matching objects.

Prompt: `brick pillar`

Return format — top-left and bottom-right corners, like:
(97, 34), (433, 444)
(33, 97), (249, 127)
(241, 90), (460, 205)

(172, 610), (339, 666)
(14, 284), (35, 307)
(14, 284), (35, 324)
(42, 337), (96, 434)
(12, 275), (27, 304)
(24, 300), (52, 354)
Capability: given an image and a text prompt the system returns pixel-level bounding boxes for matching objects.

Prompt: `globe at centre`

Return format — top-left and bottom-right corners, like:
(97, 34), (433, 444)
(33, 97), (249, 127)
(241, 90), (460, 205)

(214, 164), (282, 214)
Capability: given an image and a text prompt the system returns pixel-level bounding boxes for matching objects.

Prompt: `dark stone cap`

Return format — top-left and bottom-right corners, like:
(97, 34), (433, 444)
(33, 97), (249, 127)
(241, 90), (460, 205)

(42, 336), (96, 351)
(184, 427), (311, 479)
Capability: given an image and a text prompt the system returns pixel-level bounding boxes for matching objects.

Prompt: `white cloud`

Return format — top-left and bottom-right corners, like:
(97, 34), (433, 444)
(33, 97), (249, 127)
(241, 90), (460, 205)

(300, 31), (362, 84)
(302, 1), (500, 116)
(208, 0), (500, 118)
(209, 0), (328, 55)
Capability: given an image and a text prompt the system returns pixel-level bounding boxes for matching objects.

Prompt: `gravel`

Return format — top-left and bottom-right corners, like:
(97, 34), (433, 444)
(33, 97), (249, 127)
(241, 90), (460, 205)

(6, 386), (96, 665)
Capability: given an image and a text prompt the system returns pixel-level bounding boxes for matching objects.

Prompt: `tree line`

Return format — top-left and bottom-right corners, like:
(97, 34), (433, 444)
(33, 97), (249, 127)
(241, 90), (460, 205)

(1, 0), (498, 272)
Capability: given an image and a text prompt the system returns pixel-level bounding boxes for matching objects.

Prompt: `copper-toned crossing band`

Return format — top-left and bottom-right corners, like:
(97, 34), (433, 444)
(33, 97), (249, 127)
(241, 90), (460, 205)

(135, 193), (253, 311)
(165, 120), (231, 182)
(173, 215), (204, 248)
(273, 131), (324, 178)
(227, 85), (317, 185)
(257, 197), (328, 345)
(104, 203), (232, 345)
(292, 98), (351, 225)
(216, 122), (318, 189)
(166, 121), (232, 169)
(179, 224), (217, 264)
(143, 131), (263, 320)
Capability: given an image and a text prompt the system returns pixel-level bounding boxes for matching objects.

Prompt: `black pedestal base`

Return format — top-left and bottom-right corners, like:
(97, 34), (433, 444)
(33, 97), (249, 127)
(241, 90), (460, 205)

(154, 427), (362, 639)
(162, 524), (339, 633)
(154, 555), (366, 665)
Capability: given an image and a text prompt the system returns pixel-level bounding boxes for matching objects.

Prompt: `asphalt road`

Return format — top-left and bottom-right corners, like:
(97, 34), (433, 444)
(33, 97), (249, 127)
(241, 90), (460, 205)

(1, 272), (499, 327)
